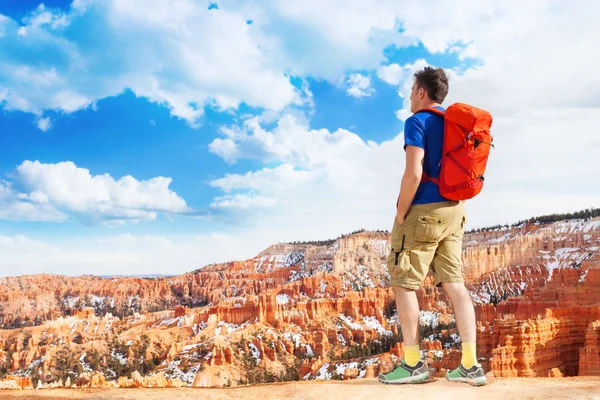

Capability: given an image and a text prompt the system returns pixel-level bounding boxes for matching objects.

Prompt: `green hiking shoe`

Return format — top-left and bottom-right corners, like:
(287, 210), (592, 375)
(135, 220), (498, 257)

(378, 360), (430, 384)
(446, 363), (487, 386)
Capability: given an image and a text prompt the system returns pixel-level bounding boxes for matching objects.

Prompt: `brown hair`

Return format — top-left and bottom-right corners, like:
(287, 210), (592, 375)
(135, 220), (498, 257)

(413, 66), (449, 103)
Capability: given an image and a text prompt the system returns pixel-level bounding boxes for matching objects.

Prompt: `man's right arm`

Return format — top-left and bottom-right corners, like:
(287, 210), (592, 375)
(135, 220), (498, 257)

(396, 117), (425, 223)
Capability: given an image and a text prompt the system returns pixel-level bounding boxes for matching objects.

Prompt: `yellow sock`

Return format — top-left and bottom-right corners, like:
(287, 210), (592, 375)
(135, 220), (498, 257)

(403, 344), (421, 367)
(461, 342), (477, 369)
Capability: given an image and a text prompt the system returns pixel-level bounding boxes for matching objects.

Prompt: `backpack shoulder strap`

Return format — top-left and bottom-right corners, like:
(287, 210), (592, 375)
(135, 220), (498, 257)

(414, 107), (446, 117)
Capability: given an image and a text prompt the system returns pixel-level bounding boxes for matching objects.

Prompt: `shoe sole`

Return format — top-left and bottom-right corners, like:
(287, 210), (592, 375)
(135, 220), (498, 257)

(445, 375), (487, 386)
(378, 372), (430, 385)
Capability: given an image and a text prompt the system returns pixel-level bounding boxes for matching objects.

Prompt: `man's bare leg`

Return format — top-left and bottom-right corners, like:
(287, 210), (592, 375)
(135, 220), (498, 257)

(393, 286), (421, 365)
(443, 282), (487, 386)
(442, 282), (476, 343)
(378, 285), (430, 384)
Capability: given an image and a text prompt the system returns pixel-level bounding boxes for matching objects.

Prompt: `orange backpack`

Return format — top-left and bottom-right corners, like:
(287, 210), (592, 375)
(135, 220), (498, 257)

(415, 103), (493, 201)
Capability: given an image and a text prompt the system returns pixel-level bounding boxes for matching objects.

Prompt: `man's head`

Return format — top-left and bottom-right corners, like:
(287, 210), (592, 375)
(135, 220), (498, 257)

(410, 66), (449, 113)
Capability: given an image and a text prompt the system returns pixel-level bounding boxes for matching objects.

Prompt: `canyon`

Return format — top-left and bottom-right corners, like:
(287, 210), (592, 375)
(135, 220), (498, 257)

(0, 216), (598, 390)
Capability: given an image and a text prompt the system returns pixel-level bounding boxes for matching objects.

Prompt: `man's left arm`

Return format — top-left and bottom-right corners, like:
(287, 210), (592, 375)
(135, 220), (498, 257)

(396, 145), (425, 224)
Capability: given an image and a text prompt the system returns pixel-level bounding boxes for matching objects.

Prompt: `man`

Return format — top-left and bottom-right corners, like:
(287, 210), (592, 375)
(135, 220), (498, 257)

(378, 66), (487, 386)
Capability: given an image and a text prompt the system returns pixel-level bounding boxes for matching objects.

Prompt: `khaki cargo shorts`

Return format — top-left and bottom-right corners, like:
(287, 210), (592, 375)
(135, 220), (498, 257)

(387, 200), (467, 290)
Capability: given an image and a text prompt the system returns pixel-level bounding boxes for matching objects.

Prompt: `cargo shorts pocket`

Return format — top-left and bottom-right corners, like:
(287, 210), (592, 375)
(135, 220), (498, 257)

(388, 241), (411, 277)
(415, 215), (444, 243)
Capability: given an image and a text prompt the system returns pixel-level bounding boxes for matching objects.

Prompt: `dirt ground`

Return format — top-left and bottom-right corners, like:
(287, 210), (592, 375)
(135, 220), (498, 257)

(1, 377), (599, 400)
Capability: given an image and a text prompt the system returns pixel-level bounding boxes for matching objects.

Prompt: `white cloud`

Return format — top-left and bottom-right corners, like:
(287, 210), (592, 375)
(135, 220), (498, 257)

(207, 163), (316, 215)
(208, 138), (241, 165)
(3, 0), (497, 125)
(207, 113), (407, 239)
(377, 63), (403, 85)
(36, 116), (52, 131)
(0, 181), (67, 222)
(210, 114), (377, 180)
(2, 1), (599, 126)
(207, 103), (600, 242)
(455, 42), (477, 61)
(0, 14), (8, 36)
(209, 164), (313, 193)
(210, 193), (278, 210)
(244, 0), (415, 80)
(395, 109), (411, 122)
(374, 2), (600, 120)
(0, 1), (300, 124)
(1, 161), (190, 226)
(346, 73), (374, 98)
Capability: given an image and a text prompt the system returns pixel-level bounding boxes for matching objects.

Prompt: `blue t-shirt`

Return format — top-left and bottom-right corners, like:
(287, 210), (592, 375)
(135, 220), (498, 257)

(404, 106), (448, 204)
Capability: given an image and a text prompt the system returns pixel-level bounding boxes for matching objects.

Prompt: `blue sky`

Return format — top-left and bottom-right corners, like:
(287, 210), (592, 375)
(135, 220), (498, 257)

(0, 1), (598, 276)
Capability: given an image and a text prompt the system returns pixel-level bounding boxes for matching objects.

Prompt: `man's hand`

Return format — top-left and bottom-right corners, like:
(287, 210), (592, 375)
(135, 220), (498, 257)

(395, 212), (405, 226)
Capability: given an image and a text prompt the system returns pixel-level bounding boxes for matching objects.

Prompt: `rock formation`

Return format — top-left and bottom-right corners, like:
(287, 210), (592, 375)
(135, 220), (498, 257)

(580, 320), (600, 376)
(0, 216), (596, 389)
